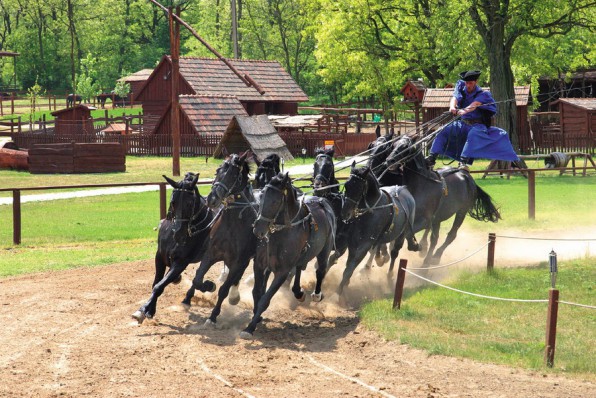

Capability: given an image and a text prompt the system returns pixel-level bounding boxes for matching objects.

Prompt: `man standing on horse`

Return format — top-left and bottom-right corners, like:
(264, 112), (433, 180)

(425, 70), (519, 171)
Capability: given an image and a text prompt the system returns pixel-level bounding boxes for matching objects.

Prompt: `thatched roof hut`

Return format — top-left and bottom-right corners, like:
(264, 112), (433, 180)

(214, 115), (294, 161)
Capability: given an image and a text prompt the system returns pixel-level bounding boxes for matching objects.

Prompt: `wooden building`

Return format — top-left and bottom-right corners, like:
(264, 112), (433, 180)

(552, 98), (595, 151)
(134, 56), (308, 136)
(421, 86), (532, 152)
(117, 69), (152, 105)
(213, 115), (294, 160)
(536, 69), (596, 112)
(51, 105), (96, 136)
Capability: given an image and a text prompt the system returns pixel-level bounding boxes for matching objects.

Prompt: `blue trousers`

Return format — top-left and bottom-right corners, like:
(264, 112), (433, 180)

(430, 120), (519, 163)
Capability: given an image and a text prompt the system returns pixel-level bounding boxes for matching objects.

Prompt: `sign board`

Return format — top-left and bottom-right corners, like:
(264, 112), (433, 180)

(324, 140), (334, 150)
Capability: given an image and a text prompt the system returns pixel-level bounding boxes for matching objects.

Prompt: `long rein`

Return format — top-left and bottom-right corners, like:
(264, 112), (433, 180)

(171, 187), (218, 237)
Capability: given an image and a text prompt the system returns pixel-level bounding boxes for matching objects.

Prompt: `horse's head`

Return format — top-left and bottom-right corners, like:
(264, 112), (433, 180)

(253, 172), (294, 240)
(208, 152), (251, 208)
(164, 172), (200, 244)
(367, 128), (395, 176)
(385, 134), (419, 172)
(313, 148), (337, 195)
(254, 153), (280, 189)
(341, 162), (372, 222)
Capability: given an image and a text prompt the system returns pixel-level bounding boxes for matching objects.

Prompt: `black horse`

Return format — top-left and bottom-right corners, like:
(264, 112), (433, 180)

(132, 173), (215, 324)
(96, 92), (111, 108)
(385, 134), (501, 264)
(254, 153), (281, 189)
(66, 94), (82, 107)
(241, 172), (336, 338)
(181, 152), (260, 327)
(338, 164), (417, 295)
(367, 125), (403, 187)
(312, 148), (386, 268)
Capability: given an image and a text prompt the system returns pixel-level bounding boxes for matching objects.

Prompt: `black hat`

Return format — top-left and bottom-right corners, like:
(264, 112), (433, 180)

(459, 70), (481, 81)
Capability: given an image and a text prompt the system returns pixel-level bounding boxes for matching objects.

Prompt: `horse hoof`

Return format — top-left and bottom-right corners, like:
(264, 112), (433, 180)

(200, 319), (216, 330)
(131, 310), (146, 324)
(228, 294), (240, 306)
(408, 243), (420, 252)
(239, 331), (254, 340)
(202, 280), (217, 293)
(311, 292), (324, 302)
(296, 289), (306, 302)
(172, 275), (182, 285)
(181, 302), (191, 311)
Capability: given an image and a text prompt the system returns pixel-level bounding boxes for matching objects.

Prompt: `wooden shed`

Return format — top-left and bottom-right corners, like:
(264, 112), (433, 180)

(151, 94), (249, 137)
(422, 86), (532, 152)
(536, 69), (596, 112)
(553, 98), (595, 151)
(117, 69), (152, 105)
(213, 115), (294, 161)
(51, 105), (96, 136)
(134, 56), (308, 136)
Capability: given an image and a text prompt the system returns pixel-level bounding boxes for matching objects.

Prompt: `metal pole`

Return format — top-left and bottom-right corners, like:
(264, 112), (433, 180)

(528, 170), (535, 219)
(487, 232), (496, 272)
(393, 259), (408, 309)
(544, 288), (559, 367)
(13, 189), (21, 245)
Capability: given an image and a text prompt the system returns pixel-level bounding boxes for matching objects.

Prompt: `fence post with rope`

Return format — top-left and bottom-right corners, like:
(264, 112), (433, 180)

(392, 259), (408, 309)
(487, 232), (496, 272)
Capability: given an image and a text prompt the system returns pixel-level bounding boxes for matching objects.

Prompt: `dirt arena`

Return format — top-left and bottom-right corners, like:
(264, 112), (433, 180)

(1, 226), (594, 397)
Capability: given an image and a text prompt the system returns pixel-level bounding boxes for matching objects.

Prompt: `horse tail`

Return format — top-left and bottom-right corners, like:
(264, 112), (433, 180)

(468, 184), (501, 223)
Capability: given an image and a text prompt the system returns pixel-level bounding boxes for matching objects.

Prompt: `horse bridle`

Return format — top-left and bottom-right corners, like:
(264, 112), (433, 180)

(171, 187), (212, 239)
(343, 173), (393, 219)
(255, 182), (310, 235)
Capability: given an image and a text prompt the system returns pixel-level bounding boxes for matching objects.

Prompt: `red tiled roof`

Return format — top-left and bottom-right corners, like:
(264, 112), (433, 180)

(178, 57), (309, 102)
(422, 86), (531, 108)
(179, 95), (249, 135)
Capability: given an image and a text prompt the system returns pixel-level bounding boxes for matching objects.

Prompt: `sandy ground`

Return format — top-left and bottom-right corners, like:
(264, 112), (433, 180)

(0, 225), (594, 398)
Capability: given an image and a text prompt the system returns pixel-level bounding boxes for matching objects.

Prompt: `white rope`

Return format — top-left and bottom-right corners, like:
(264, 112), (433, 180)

(496, 235), (596, 242)
(408, 241), (490, 270)
(403, 268), (549, 303)
(558, 301), (596, 309)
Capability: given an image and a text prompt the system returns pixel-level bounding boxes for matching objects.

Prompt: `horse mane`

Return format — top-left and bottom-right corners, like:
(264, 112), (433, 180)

(261, 153), (281, 173)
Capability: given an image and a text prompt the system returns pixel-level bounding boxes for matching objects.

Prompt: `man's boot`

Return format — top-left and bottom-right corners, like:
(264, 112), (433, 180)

(458, 157), (471, 171)
(425, 153), (437, 169)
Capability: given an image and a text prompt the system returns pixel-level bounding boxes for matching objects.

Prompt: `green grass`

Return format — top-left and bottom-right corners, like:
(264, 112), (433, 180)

(360, 258), (595, 378)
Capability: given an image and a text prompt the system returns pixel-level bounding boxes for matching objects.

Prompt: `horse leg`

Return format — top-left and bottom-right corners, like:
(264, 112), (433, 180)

(181, 255), (216, 307)
(337, 246), (371, 297)
(375, 243), (390, 267)
(423, 221), (441, 266)
(417, 228), (430, 256)
(240, 271), (288, 339)
(204, 263), (246, 327)
(312, 245), (332, 302)
(388, 235), (406, 273)
(132, 261), (187, 324)
(431, 211), (467, 264)
(291, 267), (305, 302)
(152, 252), (167, 288)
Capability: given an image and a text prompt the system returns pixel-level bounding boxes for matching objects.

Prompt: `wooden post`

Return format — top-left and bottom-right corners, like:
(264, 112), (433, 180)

(392, 259), (408, 309)
(13, 189), (21, 245)
(159, 183), (167, 220)
(487, 232), (496, 272)
(169, 6), (181, 177)
(528, 170), (535, 220)
(11, 92), (14, 114)
(1, 95), (3, 116)
(544, 288), (559, 367)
